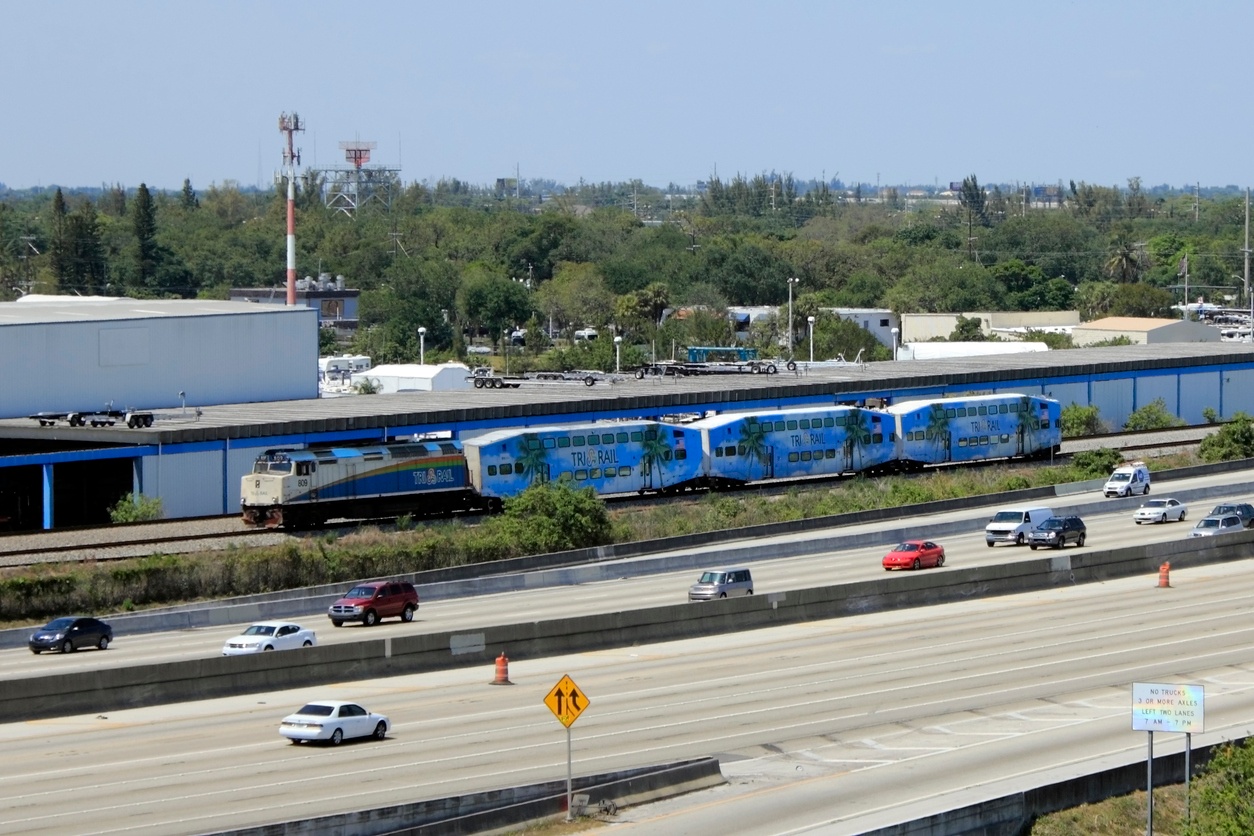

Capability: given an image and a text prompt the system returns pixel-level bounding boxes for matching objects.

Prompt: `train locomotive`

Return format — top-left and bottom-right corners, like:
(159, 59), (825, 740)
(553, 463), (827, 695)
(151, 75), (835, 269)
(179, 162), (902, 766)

(240, 394), (1061, 528)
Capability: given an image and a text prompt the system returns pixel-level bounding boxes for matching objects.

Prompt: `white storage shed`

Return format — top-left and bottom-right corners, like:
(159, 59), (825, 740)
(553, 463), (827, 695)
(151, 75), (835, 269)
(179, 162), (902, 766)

(0, 297), (318, 419)
(351, 362), (473, 393)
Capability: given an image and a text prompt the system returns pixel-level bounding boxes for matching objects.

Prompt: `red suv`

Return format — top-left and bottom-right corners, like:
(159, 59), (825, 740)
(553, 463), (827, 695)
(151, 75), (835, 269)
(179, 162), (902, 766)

(328, 581), (419, 627)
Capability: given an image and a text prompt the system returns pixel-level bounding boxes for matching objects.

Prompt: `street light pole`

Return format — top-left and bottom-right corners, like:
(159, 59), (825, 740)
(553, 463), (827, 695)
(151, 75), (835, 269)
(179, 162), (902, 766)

(891, 326), (899, 361)
(614, 335), (622, 373)
(807, 316), (815, 363)
(787, 277), (800, 357)
(418, 326), (426, 364)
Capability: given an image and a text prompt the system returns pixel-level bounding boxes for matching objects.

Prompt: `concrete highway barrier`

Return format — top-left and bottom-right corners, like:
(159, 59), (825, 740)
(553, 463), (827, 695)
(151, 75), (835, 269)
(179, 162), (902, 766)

(7, 528), (1254, 722)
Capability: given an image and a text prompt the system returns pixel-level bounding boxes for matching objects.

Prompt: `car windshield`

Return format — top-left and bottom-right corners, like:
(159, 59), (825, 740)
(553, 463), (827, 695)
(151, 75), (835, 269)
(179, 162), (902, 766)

(992, 511), (1024, 523)
(1038, 520), (1063, 530)
(1109, 473), (1130, 482)
(697, 572), (725, 584)
(295, 704), (335, 716)
(242, 625), (277, 636)
(893, 543), (919, 552)
(1142, 500), (1167, 509)
(1198, 518), (1220, 529)
(344, 586), (377, 598)
(44, 617), (76, 630)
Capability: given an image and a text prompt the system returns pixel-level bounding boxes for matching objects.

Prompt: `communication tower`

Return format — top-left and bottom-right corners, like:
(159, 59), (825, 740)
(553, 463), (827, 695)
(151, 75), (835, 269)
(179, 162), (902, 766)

(320, 140), (399, 217)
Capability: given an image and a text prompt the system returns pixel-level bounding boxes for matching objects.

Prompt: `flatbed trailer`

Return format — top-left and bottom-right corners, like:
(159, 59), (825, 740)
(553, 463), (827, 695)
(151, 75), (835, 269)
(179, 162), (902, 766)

(29, 408), (155, 428)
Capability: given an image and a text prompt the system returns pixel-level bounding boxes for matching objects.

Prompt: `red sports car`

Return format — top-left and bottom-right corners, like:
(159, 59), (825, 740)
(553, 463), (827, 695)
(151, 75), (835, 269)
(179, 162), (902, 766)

(882, 540), (946, 571)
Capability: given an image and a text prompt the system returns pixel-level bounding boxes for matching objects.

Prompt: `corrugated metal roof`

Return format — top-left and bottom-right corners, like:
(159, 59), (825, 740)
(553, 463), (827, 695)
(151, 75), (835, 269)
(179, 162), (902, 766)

(0, 298), (307, 325)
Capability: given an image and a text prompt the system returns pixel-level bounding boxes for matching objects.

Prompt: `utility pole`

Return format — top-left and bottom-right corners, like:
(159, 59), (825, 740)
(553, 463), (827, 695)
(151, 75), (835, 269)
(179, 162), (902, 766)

(1194, 182), (1200, 223)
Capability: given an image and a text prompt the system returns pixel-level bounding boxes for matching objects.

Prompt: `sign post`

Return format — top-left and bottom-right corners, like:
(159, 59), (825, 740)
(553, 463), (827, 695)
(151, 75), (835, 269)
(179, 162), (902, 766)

(1132, 682), (1205, 835)
(544, 674), (590, 821)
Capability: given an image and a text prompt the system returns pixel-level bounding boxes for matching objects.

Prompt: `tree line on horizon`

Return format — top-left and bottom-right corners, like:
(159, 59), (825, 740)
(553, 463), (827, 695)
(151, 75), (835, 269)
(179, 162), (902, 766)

(0, 172), (1247, 367)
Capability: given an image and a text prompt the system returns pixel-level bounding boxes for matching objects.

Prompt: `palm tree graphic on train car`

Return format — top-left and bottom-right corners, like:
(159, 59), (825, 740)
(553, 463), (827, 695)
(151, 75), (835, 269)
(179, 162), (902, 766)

(514, 433), (551, 484)
(1015, 398), (1042, 457)
(925, 403), (953, 464)
(638, 427), (674, 489)
(842, 408), (874, 472)
(737, 418), (772, 479)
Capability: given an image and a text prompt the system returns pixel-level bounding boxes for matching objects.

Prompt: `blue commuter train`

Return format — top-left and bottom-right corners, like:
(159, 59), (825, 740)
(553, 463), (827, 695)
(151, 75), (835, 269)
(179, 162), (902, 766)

(240, 394), (1061, 527)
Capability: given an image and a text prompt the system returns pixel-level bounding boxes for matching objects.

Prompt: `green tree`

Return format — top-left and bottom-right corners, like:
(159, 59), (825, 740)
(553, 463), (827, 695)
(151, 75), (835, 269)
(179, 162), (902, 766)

(1061, 403), (1105, 437)
(66, 201), (107, 294)
(1123, 398), (1183, 431)
(949, 315), (987, 341)
(494, 482), (612, 553)
(1199, 413), (1254, 462)
(455, 265), (532, 348)
(131, 183), (159, 291)
(1071, 448), (1123, 478)
(1184, 737), (1254, 835)
(47, 188), (70, 287)
(180, 178), (199, 210)
(1104, 237), (1147, 283)
(958, 174), (988, 260)
(108, 492), (163, 523)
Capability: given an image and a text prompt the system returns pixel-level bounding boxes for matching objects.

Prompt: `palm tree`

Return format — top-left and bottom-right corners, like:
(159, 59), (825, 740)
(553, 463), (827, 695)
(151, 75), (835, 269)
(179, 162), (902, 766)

(737, 419), (771, 479)
(515, 434), (550, 484)
(843, 408), (873, 471)
(925, 404), (952, 464)
(1015, 399), (1037, 457)
(638, 428), (673, 489)
(1105, 239), (1146, 283)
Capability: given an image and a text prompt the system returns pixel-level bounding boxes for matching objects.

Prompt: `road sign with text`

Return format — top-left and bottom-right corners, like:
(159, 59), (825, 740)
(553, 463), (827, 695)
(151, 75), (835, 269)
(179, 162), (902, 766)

(544, 674), (589, 728)
(1132, 682), (1204, 733)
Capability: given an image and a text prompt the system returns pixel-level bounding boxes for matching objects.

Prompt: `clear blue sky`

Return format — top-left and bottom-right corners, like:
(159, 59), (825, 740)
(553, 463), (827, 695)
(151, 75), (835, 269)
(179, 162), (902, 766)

(3, 0), (1250, 192)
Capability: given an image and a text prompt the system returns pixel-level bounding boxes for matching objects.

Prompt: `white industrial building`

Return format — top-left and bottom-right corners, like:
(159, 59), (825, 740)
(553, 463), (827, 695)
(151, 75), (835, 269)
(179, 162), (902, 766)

(1070, 317), (1221, 346)
(0, 297), (318, 419)
(350, 363), (473, 393)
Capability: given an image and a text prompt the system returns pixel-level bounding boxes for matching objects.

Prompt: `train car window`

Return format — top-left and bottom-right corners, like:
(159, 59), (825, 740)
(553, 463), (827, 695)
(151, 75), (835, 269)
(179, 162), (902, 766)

(977, 406), (987, 416)
(1053, 418), (1061, 428)
(824, 418), (835, 427)
(572, 435), (585, 446)
(618, 466), (632, 476)
(500, 463), (514, 475)
(590, 468), (601, 478)
(664, 450), (673, 460)
(737, 444), (747, 455)
(714, 447), (724, 457)
(675, 449), (687, 460)
(543, 438), (556, 449)
(1010, 402), (1020, 412)
(438, 443), (458, 455)
(1000, 434), (1010, 443)
(826, 449), (836, 459)
(575, 469), (588, 480)
(872, 433), (883, 443)
(616, 432), (629, 443)
(787, 420), (798, 430)
(557, 437), (571, 448)
(364, 453), (383, 461)
(559, 471), (573, 482)
(526, 439), (541, 450)
(999, 404), (1009, 414)
(487, 465), (498, 476)
(946, 408), (957, 418)
(788, 452), (800, 462)
(801, 451), (812, 462)
(958, 438), (968, 448)
(723, 446), (735, 457)
(889, 432), (896, 441)
(799, 419), (810, 429)
(630, 431), (643, 442)
(980, 435), (989, 445)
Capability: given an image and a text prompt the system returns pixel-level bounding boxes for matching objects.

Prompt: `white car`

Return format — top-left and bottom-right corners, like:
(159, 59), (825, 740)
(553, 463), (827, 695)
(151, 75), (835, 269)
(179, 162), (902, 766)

(1187, 514), (1244, 538)
(279, 701), (389, 745)
(1133, 498), (1188, 524)
(222, 621), (317, 656)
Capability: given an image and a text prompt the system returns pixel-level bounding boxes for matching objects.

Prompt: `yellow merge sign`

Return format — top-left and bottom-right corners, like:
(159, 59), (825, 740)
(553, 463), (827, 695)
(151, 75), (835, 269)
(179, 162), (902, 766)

(544, 674), (589, 727)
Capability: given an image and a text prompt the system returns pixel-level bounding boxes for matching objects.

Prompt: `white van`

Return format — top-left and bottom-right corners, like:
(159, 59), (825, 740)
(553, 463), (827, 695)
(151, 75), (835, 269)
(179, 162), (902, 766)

(688, 567), (753, 601)
(573, 327), (599, 343)
(1104, 461), (1151, 498)
(985, 506), (1054, 547)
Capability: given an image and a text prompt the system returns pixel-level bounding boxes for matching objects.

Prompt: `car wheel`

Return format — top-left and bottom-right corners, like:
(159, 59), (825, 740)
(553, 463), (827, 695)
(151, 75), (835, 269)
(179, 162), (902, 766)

(329, 729), (343, 746)
(985, 541), (994, 548)
(1179, 511), (1186, 521)
(61, 640), (74, 654)
(1144, 485), (1150, 494)
(1077, 533), (1086, 547)
(263, 645), (274, 651)
(97, 636), (109, 651)
(1029, 544), (1038, 550)
(936, 554), (945, 567)
(373, 721), (387, 741)
(30, 648), (42, 655)
(912, 558), (921, 570)
(331, 620), (344, 627)
(363, 610), (379, 627)
(718, 592), (727, 599)
(1053, 540), (1063, 549)
(302, 640), (313, 647)
(401, 604), (415, 623)
(1015, 533), (1025, 545)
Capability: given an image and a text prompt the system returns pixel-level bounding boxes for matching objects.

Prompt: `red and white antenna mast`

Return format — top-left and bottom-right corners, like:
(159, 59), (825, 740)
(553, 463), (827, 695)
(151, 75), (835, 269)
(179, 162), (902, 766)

(278, 112), (305, 306)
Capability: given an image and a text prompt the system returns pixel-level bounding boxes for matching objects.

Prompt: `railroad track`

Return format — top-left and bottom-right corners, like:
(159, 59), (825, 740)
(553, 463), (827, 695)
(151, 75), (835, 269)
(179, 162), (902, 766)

(0, 426), (1217, 568)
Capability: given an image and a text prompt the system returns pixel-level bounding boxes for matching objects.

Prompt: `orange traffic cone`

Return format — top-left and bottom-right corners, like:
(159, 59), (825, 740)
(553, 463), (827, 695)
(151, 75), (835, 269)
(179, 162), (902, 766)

(490, 651), (513, 685)
(1157, 562), (1171, 589)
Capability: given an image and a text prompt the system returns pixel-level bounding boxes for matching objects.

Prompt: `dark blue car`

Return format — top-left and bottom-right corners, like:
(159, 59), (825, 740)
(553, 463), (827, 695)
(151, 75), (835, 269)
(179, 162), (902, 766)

(29, 616), (112, 654)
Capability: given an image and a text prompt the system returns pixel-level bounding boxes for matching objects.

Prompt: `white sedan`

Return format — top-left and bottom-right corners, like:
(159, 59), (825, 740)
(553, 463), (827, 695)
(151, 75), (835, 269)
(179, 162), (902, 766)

(221, 621), (317, 656)
(1133, 498), (1188, 524)
(279, 701), (389, 745)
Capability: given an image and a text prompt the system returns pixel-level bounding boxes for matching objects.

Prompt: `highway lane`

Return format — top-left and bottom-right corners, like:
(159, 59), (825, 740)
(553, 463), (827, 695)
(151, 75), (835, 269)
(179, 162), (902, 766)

(5, 470), (1253, 678)
(2, 559), (1254, 835)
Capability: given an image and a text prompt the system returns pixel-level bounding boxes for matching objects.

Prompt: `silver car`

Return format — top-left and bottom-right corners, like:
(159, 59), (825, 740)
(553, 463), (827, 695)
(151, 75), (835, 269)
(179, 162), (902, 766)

(1187, 514), (1243, 538)
(688, 567), (753, 601)
(1133, 498), (1187, 524)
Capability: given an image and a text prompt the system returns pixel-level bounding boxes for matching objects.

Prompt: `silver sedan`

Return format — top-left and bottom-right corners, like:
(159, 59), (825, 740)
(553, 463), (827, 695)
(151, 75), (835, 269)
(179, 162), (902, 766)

(1133, 498), (1187, 524)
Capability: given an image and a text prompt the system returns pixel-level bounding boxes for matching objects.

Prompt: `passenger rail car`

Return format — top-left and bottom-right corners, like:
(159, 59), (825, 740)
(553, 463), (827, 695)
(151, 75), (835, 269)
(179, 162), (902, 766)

(885, 394), (1061, 468)
(241, 442), (479, 528)
(464, 420), (704, 504)
(693, 406), (895, 485)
